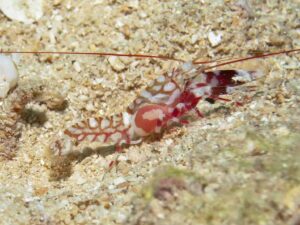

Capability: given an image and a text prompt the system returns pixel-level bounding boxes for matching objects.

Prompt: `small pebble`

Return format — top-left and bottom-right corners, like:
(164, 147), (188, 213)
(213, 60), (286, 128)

(113, 177), (127, 186)
(208, 31), (222, 47)
(108, 56), (126, 72)
(73, 61), (82, 72)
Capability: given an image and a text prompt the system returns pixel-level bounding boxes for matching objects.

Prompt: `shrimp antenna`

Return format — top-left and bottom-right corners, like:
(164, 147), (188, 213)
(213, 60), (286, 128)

(197, 48), (300, 70)
(1, 48), (298, 68)
(0, 50), (243, 65)
(0, 50), (184, 62)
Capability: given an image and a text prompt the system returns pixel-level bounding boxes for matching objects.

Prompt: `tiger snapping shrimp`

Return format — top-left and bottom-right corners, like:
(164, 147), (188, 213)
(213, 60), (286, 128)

(48, 48), (299, 156)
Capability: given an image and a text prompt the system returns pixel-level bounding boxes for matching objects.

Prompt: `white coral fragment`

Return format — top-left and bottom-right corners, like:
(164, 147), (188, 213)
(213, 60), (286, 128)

(0, 54), (19, 99)
(208, 31), (222, 47)
(0, 0), (44, 24)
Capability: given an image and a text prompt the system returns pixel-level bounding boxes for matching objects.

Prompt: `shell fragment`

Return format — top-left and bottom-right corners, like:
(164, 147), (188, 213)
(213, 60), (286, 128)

(0, 54), (19, 99)
(0, 0), (44, 24)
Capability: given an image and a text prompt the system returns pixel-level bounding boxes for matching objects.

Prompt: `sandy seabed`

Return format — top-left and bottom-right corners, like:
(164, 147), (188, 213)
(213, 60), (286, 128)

(0, 1), (299, 224)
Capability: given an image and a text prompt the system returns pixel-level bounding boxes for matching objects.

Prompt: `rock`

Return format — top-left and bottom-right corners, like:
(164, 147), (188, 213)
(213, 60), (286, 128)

(73, 61), (81, 73)
(208, 31), (222, 47)
(0, 0), (44, 24)
(0, 54), (18, 99)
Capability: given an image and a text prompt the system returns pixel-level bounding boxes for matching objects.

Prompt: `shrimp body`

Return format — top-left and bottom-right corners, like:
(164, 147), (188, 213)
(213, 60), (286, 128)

(58, 62), (260, 157)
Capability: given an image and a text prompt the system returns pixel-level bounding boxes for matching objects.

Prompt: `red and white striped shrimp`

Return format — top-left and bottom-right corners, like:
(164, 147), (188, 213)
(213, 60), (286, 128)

(50, 49), (299, 156)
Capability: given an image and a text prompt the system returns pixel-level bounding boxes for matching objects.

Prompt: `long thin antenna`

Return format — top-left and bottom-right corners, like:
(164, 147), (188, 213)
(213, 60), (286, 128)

(0, 50), (185, 62)
(0, 50), (236, 65)
(1, 49), (298, 67)
(199, 49), (300, 70)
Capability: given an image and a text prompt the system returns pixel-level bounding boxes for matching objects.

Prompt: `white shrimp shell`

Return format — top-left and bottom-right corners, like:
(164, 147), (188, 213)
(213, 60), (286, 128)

(0, 54), (19, 99)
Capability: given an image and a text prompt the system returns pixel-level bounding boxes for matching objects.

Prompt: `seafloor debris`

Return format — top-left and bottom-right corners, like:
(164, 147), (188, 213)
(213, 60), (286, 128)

(129, 166), (205, 224)
(235, 0), (254, 16)
(153, 177), (186, 201)
(45, 149), (73, 181)
(0, 113), (20, 159)
(35, 90), (68, 111)
(0, 89), (34, 159)
(208, 31), (222, 47)
(20, 108), (48, 125)
(0, 85), (67, 160)
(0, 54), (19, 99)
(0, 0), (44, 24)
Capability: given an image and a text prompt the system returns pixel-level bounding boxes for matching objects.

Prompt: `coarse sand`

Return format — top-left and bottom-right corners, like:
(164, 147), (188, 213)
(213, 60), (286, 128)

(0, 1), (299, 224)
